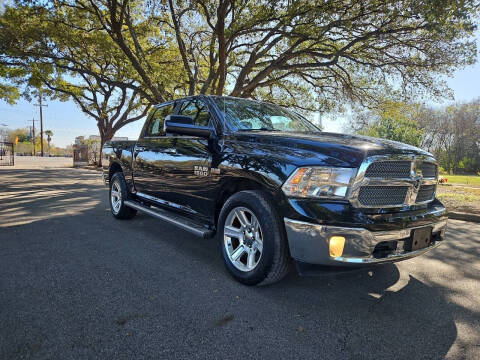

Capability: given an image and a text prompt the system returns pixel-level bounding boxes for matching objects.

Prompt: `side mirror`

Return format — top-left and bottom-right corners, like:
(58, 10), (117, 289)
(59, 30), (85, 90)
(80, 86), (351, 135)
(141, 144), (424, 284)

(164, 115), (213, 138)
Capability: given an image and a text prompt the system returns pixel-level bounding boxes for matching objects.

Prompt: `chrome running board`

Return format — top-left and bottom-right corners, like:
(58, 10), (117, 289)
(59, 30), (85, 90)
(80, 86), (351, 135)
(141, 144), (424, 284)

(124, 200), (214, 239)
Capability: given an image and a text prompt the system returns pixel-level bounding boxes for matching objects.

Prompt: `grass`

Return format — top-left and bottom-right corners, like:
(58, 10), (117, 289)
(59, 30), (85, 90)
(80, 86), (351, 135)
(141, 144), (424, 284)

(437, 184), (480, 213)
(440, 175), (480, 186)
(437, 192), (480, 203)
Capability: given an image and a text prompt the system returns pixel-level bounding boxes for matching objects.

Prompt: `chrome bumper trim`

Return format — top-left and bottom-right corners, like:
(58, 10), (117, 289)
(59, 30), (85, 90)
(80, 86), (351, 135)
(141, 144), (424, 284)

(373, 219), (447, 242)
(331, 241), (442, 264)
(284, 218), (447, 266)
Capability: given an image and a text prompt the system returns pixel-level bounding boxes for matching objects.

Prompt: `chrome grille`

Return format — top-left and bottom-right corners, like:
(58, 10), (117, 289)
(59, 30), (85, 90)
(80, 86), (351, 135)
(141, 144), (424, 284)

(365, 161), (411, 178)
(351, 156), (439, 208)
(358, 186), (409, 206)
(416, 185), (436, 203)
(421, 162), (438, 178)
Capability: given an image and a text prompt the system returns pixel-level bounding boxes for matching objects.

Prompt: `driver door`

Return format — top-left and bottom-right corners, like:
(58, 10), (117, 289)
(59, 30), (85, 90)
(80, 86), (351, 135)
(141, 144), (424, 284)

(159, 98), (217, 220)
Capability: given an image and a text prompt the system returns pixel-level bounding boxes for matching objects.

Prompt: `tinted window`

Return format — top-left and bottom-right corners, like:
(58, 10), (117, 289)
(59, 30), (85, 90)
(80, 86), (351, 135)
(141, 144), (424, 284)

(178, 99), (212, 127)
(144, 103), (174, 137)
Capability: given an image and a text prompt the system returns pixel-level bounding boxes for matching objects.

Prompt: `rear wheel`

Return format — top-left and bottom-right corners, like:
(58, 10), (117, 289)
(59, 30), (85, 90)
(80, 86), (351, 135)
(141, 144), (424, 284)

(110, 172), (137, 220)
(218, 190), (291, 286)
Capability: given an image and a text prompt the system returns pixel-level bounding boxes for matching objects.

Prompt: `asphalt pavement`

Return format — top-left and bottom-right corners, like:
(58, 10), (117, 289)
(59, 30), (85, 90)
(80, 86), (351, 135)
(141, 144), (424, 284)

(1, 167), (479, 359)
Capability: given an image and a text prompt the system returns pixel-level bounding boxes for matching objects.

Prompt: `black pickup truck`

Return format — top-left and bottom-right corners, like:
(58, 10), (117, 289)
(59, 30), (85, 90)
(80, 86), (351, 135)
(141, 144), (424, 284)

(102, 95), (447, 285)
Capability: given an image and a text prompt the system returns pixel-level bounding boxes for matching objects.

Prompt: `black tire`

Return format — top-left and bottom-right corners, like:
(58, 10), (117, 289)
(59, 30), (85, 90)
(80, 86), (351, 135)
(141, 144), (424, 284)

(218, 190), (291, 286)
(109, 172), (137, 220)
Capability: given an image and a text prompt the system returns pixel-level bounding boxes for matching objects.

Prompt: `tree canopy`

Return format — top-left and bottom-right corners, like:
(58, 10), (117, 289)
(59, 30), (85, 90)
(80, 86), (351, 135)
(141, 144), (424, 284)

(0, 63), (21, 104)
(350, 99), (480, 174)
(423, 100), (480, 174)
(0, 0), (479, 141)
(353, 101), (425, 146)
(4, 1), (480, 106)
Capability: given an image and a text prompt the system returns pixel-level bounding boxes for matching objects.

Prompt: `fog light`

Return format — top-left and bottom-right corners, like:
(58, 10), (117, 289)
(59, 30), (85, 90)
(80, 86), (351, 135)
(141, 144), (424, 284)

(329, 236), (345, 257)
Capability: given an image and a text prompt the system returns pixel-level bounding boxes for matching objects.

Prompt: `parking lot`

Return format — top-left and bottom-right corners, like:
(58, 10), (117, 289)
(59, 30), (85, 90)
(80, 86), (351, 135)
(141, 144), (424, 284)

(1, 166), (479, 359)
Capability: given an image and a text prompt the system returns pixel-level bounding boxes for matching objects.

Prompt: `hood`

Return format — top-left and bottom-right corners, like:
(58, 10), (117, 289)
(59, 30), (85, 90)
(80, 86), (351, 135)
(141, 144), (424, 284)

(230, 131), (432, 168)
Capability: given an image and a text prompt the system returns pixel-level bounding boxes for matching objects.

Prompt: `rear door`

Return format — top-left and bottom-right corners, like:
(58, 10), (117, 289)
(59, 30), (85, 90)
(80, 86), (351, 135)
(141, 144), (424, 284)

(132, 102), (175, 197)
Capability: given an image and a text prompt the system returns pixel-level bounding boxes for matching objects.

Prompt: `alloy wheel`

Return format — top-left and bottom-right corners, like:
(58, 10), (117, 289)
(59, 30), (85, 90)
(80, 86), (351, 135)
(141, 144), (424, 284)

(110, 180), (122, 214)
(224, 207), (264, 272)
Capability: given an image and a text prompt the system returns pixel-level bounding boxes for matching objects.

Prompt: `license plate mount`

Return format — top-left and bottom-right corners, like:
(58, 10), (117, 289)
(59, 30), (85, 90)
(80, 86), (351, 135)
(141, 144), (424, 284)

(405, 227), (432, 251)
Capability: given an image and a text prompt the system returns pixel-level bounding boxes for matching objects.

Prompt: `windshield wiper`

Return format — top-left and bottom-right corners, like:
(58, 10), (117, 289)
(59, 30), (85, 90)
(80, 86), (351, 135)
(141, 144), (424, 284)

(239, 127), (280, 131)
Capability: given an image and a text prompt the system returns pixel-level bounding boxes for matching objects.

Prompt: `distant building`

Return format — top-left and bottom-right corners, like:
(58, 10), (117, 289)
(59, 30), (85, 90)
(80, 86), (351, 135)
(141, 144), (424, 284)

(72, 143), (88, 167)
(74, 136), (85, 145)
(0, 129), (8, 143)
(72, 135), (128, 166)
(76, 135), (128, 144)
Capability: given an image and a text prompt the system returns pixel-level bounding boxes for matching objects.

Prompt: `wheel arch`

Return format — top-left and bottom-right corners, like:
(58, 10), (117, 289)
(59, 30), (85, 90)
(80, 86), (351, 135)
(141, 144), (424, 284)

(108, 161), (123, 183)
(216, 181), (292, 285)
(214, 176), (280, 228)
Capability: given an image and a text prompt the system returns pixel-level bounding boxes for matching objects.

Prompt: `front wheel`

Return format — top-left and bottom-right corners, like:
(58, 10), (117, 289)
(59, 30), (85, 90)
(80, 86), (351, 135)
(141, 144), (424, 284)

(109, 172), (137, 220)
(218, 190), (291, 286)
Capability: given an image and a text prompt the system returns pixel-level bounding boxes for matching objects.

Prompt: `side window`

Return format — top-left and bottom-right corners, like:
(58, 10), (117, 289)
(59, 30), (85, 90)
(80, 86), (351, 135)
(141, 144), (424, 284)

(179, 99), (212, 127)
(144, 103), (174, 137)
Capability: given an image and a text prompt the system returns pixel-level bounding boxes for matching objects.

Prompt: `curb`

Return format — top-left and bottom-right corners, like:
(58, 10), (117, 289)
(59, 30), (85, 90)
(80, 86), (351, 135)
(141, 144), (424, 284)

(448, 212), (480, 223)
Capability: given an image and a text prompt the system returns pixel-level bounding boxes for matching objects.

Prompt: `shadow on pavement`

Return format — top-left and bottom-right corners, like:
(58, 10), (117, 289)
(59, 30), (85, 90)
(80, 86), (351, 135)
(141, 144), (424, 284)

(1, 168), (475, 359)
(0, 168), (103, 227)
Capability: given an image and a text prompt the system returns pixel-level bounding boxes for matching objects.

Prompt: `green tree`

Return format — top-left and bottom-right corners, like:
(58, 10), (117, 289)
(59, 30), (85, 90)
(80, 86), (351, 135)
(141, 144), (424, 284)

(3, 0), (478, 113)
(61, 0), (479, 111)
(353, 99), (480, 174)
(0, 64), (21, 104)
(354, 101), (425, 146)
(15, 141), (34, 155)
(360, 116), (425, 147)
(0, 2), (152, 159)
(7, 128), (31, 143)
(422, 100), (480, 174)
(1, 0), (479, 142)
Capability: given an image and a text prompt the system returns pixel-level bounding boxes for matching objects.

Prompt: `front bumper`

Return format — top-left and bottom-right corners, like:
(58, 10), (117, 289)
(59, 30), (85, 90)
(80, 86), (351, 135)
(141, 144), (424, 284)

(284, 217), (447, 266)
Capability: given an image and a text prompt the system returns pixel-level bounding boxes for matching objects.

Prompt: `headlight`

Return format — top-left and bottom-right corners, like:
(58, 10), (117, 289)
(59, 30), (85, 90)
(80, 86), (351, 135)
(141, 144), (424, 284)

(282, 167), (356, 199)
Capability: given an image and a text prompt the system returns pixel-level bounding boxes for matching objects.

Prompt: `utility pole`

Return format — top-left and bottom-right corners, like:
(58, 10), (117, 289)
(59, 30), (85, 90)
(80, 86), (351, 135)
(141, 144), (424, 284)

(34, 91), (48, 157)
(28, 118), (39, 156)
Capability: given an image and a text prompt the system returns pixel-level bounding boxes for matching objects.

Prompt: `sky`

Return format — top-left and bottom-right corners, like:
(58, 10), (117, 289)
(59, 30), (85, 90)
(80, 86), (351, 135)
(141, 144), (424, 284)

(1, 37), (479, 147)
(321, 33), (480, 133)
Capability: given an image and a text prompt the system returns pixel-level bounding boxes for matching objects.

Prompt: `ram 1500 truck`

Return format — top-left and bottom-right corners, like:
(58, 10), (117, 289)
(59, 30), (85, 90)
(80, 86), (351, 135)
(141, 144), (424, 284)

(102, 95), (447, 285)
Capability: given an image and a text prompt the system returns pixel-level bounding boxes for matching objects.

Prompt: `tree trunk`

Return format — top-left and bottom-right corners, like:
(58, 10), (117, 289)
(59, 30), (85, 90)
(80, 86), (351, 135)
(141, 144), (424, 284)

(215, 4), (227, 96)
(99, 129), (114, 168)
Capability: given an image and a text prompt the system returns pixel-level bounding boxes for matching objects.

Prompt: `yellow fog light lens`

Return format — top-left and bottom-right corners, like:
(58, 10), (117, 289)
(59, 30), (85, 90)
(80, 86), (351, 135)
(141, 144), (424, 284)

(329, 236), (345, 257)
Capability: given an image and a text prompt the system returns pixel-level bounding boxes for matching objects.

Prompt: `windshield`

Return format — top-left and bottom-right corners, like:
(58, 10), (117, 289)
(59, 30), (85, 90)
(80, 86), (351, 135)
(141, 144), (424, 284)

(213, 97), (320, 132)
